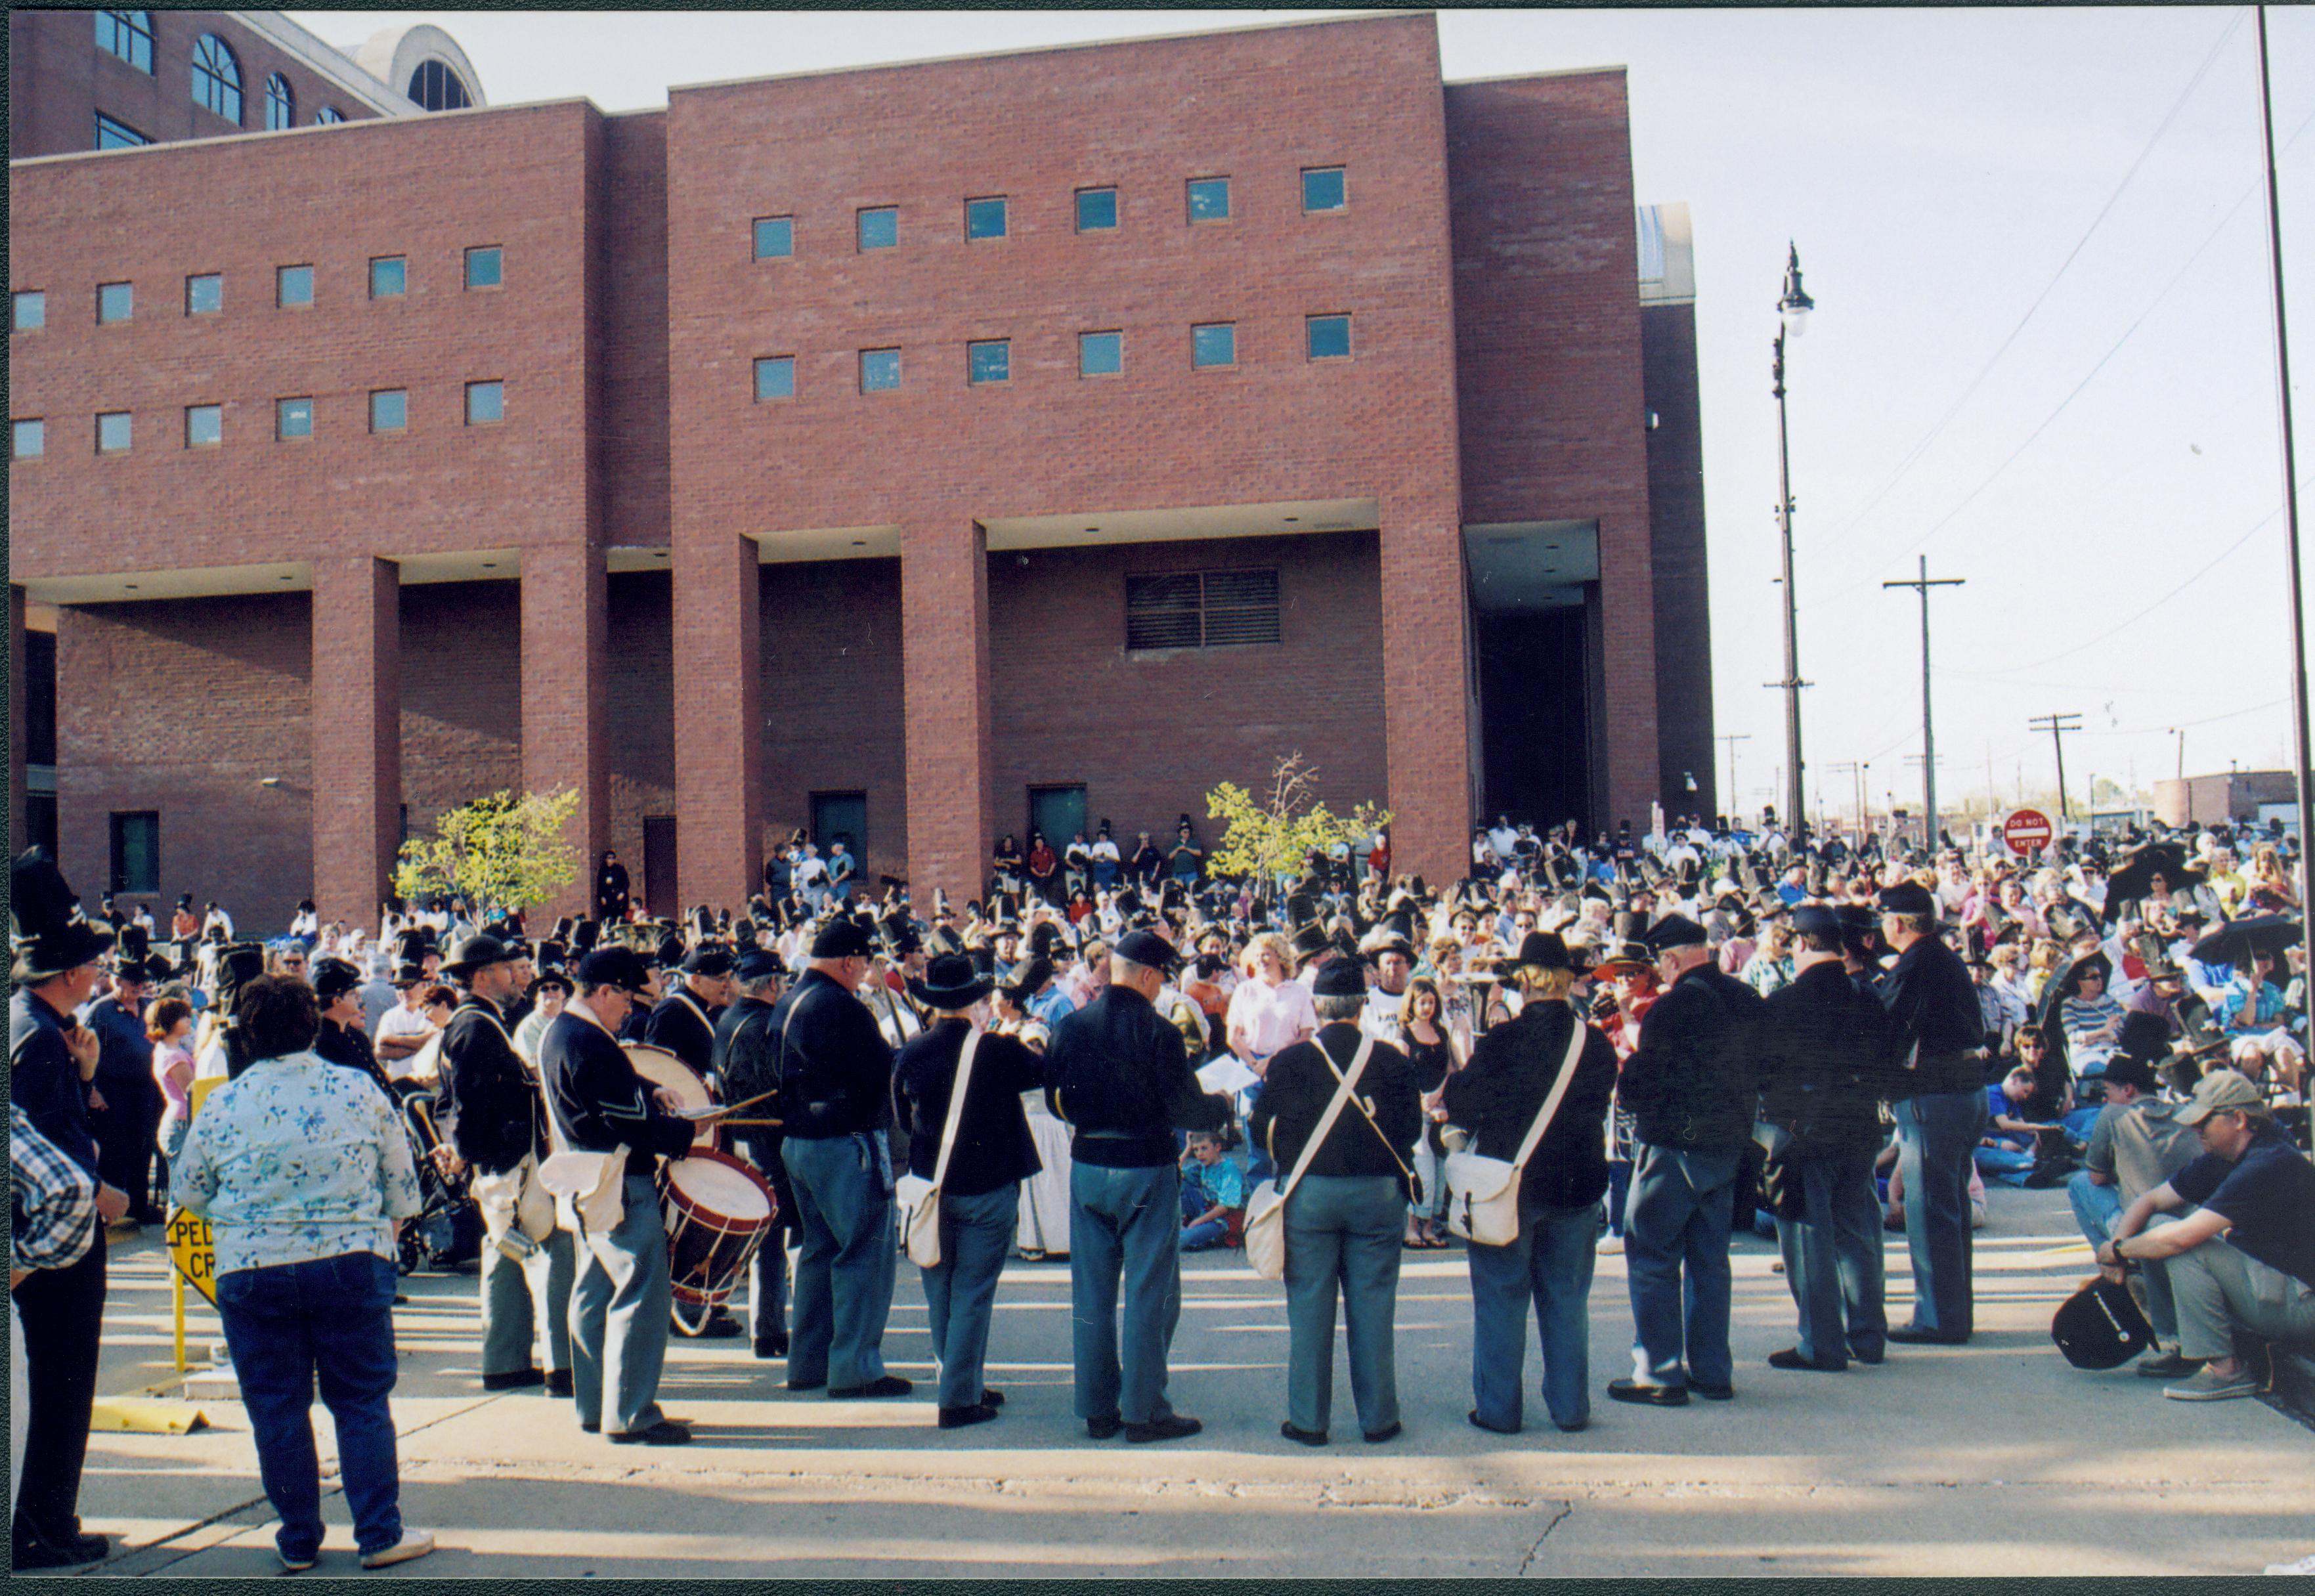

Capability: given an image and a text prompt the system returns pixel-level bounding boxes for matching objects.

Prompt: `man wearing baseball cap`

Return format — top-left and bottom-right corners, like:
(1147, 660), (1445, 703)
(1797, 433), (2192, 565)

(2097, 1069), (2315, 1400)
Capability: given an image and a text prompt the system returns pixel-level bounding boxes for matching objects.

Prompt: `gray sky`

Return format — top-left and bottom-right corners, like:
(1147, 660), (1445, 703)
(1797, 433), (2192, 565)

(295, 7), (2314, 823)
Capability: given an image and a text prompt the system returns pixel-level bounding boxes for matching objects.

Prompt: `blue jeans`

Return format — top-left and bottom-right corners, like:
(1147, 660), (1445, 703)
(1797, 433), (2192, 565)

(1178, 1170), (1235, 1251)
(1773, 1151), (1886, 1366)
(1282, 1176), (1404, 1437)
(1974, 1141), (2037, 1187)
(1893, 1089), (1987, 1339)
(920, 1184), (1018, 1411)
(783, 1133), (898, 1391)
(1068, 1162), (1182, 1425)
(1624, 1146), (1741, 1389)
(2068, 1178), (2181, 1343)
(1467, 1195), (1598, 1431)
(215, 1251), (402, 1561)
(569, 1175), (673, 1435)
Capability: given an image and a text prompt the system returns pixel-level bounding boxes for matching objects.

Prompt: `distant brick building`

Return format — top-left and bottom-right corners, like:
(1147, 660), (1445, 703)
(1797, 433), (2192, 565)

(9, 13), (1713, 927)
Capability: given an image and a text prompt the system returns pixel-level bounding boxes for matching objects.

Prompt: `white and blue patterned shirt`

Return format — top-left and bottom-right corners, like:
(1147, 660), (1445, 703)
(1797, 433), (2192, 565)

(171, 1050), (422, 1278)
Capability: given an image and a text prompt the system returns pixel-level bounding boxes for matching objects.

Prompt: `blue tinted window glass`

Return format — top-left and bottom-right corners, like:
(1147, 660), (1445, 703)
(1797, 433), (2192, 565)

(1076, 188), (1118, 231)
(753, 217), (792, 259)
(1192, 323), (1236, 368)
(966, 198), (1008, 240)
(1187, 179), (1230, 221)
(370, 390), (406, 432)
(754, 357), (794, 400)
(1301, 167), (1347, 212)
(968, 341), (1010, 384)
(13, 420), (45, 459)
(97, 412), (133, 452)
(465, 381), (504, 424)
(95, 112), (148, 149)
(860, 349), (900, 392)
(15, 292), (45, 332)
(1307, 314), (1351, 359)
(97, 282), (133, 323)
(857, 207), (898, 250)
(464, 248), (502, 289)
(1079, 332), (1122, 376)
(185, 404), (221, 446)
(277, 265), (313, 307)
(186, 274), (222, 315)
(370, 257), (406, 298)
(276, 398), (312, 439)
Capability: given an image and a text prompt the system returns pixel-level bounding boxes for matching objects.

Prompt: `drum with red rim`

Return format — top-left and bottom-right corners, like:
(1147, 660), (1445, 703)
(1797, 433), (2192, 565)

(658, 1149), (775, 1309)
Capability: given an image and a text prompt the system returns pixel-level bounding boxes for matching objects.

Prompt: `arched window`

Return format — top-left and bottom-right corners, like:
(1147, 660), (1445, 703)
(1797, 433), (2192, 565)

(315, 106), (345, 125)
(406, 58), (471, 112)
(264, 72), (293, 131)
(95, 11), (153, 74)
(192, 33), (241, 123)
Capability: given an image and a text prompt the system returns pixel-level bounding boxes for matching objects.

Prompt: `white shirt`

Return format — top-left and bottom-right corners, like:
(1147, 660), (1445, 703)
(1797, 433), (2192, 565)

(1226, 976), (1317, 1060)
(1359, 985), (1408, 1046)
(373, 1004), (436, 1079)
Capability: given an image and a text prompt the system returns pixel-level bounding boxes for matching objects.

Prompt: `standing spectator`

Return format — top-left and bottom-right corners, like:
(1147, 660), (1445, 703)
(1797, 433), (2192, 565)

(594, 850), (631, 923)
(79, 959), (160, 1223)
(1168, 819), (1205, 889)
(147, 996), (198, 1166)
(11, 1104), (98, 1524)
(171, 977), (431, 1570)
(825, 838), (859, 905)
(372, 964), (440, 1079)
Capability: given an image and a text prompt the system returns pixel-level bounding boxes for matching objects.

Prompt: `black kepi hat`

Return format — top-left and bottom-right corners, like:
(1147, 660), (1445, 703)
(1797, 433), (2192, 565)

(1114, 928), (1182, 975)
(810, 919), (876, 959)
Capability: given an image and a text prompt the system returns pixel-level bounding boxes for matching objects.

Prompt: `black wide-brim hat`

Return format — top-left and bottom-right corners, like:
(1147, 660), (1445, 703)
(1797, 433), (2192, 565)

(909, 953), (995, 1011)
(11, 849), (116, 980)
(442, 932), (520, 979)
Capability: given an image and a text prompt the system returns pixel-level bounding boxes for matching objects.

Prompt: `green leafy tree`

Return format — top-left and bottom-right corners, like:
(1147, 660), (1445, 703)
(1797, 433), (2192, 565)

(392, 787), (581, 918)
(1205, 753), (1390, 907)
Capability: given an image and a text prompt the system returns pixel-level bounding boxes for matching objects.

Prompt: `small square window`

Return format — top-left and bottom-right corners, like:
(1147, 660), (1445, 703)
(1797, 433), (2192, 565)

(1301, 167), (1347, 213)
(12, 419), (45, 460)
(1076, 187), (1118, 232)
(860, 349), (900, 393)
(185, 273), (223, 316)
(857, 207), (898, 251)
(1307, 314), (1352, 360)
(277, 265), (313, 308)
(370, 389), (407, 433)
(965, 197), (1008, 240)
(754, 356), (795, 402)
(968, 340), (1010, 385)
(14, 291), (45, 332)
(1192, 322), (1236, 368)
(1079, 330), (1123, 377)
(276, 397), (313, 439)
(464, 247), (502, 290)
(1187, 177), (1231, 223)
(370, 256), (406, 299)
(97, 282), (133, 324)
(752, 216), (793, 260)
(465, 381), (504, 425)
(97, 411), (133, 453)
(184, 404), (222, 447)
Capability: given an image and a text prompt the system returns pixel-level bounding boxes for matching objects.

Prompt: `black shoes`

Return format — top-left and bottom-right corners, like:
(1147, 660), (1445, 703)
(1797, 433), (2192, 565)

(1125, 1415), (1202, 1444)
(1607, 1379), (1689, 1407)
(1886, 1325), (1968, 1346)
(1692, 1381), (1735, 1401)
(786, 1376), (825, 1392)
(546, 1370), (574, 1398)
(1467, 1410), (1520, 1435)
(754, 1333), (789, 1360)
(1767, 1348), (1846, 1373)
(1085, 1414), (1125, 1440)
(608, 1419), (692, 1446)
(1280, 1421), (1329, 1446)
(939, 1404), (999, 1430)
(980, 1389), (1005, 1407)
(828, 1375), (913, 1399)
(482, 1368), (546, 1391)
(1362, 1421), (1403, 1445)
(14, 1530), (110, 1569)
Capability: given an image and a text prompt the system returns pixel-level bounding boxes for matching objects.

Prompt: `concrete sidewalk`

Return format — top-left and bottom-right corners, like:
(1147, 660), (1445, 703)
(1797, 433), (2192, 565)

(37, 1186), (2314, 1578)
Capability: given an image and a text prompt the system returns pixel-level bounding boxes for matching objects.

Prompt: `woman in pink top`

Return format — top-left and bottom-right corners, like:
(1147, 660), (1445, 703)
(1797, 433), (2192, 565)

(148, 995), (197, 1163)
(1225, 933), (1317, 1075)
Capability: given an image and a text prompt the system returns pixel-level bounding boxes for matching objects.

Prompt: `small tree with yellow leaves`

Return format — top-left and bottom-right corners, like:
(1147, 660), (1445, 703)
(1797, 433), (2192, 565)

(1204, 753), (1390, 909)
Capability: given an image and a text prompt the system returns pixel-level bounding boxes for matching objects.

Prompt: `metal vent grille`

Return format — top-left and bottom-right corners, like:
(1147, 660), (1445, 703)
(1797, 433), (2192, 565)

(1125, 569), (1280, 651)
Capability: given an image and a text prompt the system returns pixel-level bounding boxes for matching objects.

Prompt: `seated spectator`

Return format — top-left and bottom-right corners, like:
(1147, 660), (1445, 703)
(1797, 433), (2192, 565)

(1179, 1132), (1247, 1251)
(1976, 1065), (2055, 1188)
(2214, 947), (2305, 1101)
(2065, 1052), (2203, 1373)
(2099, 1070), (2315, 1401)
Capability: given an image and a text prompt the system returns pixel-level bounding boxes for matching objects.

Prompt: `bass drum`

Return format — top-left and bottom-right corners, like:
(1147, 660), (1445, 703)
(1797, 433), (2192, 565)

(624, 1043), (717, 1150)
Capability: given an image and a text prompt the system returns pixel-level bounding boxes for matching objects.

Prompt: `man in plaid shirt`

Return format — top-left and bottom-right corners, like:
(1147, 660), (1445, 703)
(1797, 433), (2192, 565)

(12, 1101), (98, 1522)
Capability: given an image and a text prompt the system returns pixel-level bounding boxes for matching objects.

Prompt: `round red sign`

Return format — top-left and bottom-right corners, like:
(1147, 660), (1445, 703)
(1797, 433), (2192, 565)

(2003, 808), (2054, 856)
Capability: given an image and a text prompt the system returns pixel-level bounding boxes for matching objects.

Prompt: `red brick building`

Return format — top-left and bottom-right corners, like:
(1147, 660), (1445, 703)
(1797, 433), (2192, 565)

(9, 13), (1714, 928)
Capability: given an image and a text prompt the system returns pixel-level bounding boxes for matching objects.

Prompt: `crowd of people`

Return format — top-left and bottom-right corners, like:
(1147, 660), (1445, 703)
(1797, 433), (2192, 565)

(9, 806), (2312, 1572)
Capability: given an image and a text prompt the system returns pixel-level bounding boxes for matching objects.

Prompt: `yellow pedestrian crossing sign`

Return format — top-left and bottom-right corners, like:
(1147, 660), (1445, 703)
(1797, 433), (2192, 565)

(165, 1207), (217, 1306)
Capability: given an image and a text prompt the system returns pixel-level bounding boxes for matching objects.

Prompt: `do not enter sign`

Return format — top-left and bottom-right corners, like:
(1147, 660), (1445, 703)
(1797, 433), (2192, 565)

(2004, 808), (2054, 856)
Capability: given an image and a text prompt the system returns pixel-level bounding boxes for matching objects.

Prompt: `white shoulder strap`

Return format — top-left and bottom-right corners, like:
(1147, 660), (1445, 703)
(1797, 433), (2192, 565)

(1507, 1006), (1588, 1175)
(1277, 1033), (1374, 1205)
(928, 1029), (982, 1190)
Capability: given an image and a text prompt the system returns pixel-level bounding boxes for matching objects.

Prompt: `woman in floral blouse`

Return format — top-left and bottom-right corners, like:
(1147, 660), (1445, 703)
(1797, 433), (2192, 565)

(171, 976), (432, 1572)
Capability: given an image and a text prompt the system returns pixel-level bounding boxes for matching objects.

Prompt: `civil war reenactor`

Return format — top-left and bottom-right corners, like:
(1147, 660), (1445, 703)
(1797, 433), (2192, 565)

(645, 945), (733, 1077)
(712, 947), (794, 1361)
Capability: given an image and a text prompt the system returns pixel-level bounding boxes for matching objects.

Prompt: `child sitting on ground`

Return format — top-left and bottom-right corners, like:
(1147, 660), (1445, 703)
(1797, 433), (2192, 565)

(1179, 1131), (1249, 1251)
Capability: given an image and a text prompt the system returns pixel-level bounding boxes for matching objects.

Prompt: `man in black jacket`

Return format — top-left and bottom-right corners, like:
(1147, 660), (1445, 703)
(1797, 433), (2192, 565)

(771, 919), (909, 1399)
(1756, 906), (1899, 1373)
(1047, 928), (1230, 1444)
(438, 934), (574, 1396)
(541, 947), (698, 1446)
(645, 945), (730, 1077)
(1612, 914), (1765, 1406)
(714, 949), (792, 1360)
(1876, 881), (1988, 1344)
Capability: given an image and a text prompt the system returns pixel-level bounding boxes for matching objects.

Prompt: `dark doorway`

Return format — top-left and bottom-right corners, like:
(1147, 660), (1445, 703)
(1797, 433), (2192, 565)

(1476, 607), (1591, 834)
(810, 791), (867, 862)
(1028, 785), (1087, 857)
(641, 815), (678, 918)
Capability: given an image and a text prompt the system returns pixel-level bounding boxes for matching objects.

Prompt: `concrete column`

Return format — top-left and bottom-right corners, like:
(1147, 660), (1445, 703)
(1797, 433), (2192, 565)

(901, 521), (993, 903)
(1377, 493), (1475, 885)
(523, 544), (611, 921)
(10, 585), (27, 857)
(311, 557), (401, 925)
(672, 533), (762, 912)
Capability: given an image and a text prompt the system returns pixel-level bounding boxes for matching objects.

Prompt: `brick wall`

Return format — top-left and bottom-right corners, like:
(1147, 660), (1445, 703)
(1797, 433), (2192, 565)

(761, 559), (909, 883)
(397, 578), (523, 827)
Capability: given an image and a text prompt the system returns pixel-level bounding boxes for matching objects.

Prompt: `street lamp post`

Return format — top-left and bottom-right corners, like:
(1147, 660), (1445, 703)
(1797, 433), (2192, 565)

(1771, 244), (1815, 843)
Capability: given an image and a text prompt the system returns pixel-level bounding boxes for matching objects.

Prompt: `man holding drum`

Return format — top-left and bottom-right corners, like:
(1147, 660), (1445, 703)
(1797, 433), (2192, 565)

(540, 947), (699, 1446)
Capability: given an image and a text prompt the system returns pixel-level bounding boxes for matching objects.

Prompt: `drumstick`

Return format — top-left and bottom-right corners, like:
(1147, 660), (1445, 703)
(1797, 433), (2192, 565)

(715, 1086), (783, 1115)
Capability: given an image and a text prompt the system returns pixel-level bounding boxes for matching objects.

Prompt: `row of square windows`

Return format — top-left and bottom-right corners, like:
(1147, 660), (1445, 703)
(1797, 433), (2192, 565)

(10, 383), (504, 459)
(750, 168), (1349, 259)
(754, 317), (1354, 397)
(10, 251), (502, 330)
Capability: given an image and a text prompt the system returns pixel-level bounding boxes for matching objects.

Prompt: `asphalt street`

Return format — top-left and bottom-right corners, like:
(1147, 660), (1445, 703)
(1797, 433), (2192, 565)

(37, 1184), (2314, 1578)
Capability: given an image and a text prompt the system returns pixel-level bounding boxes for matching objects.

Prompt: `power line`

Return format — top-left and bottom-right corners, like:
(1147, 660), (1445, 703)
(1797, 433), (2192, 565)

(1993, 505), (2280, 673)
(2029, 713), (2084, 821)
